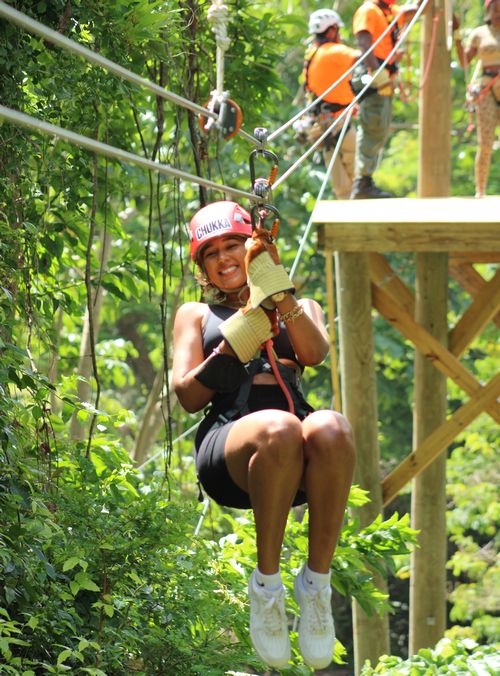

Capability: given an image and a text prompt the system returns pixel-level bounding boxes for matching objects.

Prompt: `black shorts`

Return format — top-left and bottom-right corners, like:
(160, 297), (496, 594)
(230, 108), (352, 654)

(195, 385), (311, 509)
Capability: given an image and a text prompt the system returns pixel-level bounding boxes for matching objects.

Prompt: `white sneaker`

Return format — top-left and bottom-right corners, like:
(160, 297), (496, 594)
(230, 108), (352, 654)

(294, 569), (335, 669)
(248, 571), (291, 668)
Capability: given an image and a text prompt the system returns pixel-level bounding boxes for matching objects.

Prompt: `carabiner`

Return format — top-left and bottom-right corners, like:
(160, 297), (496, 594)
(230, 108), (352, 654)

(249, 148), (279, 198)
(250, 204), (281, 239)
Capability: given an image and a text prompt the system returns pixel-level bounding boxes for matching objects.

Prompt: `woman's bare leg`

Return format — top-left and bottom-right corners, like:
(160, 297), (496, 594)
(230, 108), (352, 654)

(301, 410), (355, 573)
(224, 410), (304, 574)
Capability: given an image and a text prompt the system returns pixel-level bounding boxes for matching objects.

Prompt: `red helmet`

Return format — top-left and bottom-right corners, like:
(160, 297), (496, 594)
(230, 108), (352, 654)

(189, 200), (252, 262)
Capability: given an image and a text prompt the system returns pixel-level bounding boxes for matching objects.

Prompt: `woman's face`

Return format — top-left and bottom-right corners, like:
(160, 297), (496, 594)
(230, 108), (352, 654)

(201, 235), (247, 290)
(490, 0), (500, 25)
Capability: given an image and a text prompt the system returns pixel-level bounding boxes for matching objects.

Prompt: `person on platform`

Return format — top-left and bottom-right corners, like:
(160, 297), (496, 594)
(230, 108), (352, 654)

(172, 201), (355, 669)
(455, 0), (500, 197)
(350, 0), (420, 198)
(302, 9), (360, 200)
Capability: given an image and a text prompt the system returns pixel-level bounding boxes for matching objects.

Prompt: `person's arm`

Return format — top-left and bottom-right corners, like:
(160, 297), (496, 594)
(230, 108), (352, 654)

(172, 302), (224, 413)
(356, 30), (379, 71)
(452, 15), (471, 68)
(274, 294), (329, 366)
(173, 301), (274, 412)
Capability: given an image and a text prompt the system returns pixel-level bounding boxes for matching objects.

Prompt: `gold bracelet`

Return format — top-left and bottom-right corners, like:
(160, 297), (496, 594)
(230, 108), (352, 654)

(280, 305), (304, 323)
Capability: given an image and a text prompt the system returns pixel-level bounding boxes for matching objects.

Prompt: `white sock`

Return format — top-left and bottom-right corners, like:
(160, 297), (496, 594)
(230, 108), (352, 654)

(254, 567), (283, 592)
(302, 564), (331, 590)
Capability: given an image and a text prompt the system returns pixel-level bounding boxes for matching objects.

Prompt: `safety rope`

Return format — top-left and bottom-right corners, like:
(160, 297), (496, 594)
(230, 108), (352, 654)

(0, 105), (260, 203)
(399, 11), (441, 102)
(271, 0), (429, 191)
(267, 1), (428, 143)
(137, 421), (201, 471)
(208, 0), (231, 96)
(0, 1), (258, 146)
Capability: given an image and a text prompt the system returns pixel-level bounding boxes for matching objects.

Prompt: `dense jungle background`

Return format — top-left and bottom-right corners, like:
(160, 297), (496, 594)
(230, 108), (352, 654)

(0, 0), (498, 674)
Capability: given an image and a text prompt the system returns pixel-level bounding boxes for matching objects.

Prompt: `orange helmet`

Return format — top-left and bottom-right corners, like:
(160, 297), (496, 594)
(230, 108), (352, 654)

(189, 201), (252, 262)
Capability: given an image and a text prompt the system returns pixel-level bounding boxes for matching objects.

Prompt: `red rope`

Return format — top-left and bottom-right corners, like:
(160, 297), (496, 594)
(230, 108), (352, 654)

(419, 13), (440, 91)
(265, 339), (295, 414)
(398, 12), (440, 102)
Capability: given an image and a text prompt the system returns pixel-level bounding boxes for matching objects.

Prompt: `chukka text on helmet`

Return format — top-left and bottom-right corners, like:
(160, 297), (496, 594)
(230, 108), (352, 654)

(189, 200), (252, 262)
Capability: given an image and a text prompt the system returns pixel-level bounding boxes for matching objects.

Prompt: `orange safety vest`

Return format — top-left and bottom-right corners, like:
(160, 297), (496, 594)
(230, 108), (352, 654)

(303, 40), (358, 107)
(353, 0), (402, 72)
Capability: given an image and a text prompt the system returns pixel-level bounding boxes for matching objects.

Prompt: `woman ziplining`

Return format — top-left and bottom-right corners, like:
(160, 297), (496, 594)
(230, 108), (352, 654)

(171, 200), (355, 670)
(455, 0), (500, 197)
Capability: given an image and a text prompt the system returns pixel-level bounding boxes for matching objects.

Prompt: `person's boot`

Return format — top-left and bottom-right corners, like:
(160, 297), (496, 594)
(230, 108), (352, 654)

(350, 176), (393, 199)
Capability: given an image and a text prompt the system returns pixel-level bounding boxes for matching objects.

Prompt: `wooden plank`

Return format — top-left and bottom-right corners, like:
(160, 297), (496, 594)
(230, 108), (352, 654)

(318, 221), (500, 252)
(325, 252), (341, 412)
(450, 252), (500, 263)
(449, 268), (500, 357)
(449, 261), (500, 328)
(372, 284), (500, 424)
(313, 197), (500, 252)
(382, 372), (500, 505)
(368, 252), (415, 315)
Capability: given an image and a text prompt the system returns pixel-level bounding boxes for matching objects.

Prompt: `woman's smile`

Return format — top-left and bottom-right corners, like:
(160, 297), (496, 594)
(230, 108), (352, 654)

(202, 236), (247, 288)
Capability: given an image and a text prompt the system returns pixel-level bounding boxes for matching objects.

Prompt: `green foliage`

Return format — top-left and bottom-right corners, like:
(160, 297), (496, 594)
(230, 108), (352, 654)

(360, 637), (500, 675)
(1, 0), (498, 672)
(0, 444), (254, 673)
(445, 416), (500, 644)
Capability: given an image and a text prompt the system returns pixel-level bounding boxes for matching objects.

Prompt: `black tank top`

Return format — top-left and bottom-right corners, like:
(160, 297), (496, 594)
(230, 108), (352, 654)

(202, 304), (298, 364)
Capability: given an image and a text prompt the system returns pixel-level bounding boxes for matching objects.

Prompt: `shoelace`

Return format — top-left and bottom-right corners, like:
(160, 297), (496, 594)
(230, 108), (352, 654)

(257, 591), (287, 635)
(302, 587), (331, 635)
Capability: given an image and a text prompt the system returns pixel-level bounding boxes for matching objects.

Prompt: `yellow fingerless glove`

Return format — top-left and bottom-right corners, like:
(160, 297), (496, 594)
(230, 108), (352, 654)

(370, 68), (392, 95)
(247, 250), (294, 310)
(219, 307), (273, 363)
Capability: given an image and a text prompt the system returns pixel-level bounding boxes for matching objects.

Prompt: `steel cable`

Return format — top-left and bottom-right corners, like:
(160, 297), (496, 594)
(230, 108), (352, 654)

(0, 1), (258, 146)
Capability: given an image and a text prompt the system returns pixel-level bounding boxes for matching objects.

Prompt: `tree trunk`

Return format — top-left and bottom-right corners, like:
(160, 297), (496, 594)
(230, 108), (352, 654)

(132, 279), (184, 465)
(410, 0), (450, 653)
(336, 251), (389, 674)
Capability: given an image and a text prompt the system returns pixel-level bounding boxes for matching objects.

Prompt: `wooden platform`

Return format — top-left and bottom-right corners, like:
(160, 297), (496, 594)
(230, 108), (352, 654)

(315, 196), (499, 506)
(313, 196), (500, 252)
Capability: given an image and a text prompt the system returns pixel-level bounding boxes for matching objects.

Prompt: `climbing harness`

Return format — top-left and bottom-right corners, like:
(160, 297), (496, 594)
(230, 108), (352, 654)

(268, 0), (408, 141)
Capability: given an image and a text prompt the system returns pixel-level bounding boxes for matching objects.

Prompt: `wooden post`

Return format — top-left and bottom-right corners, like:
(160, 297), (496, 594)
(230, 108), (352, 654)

(326, 250), (342, 412)
(336, 252), (389, 674)
(410, 0), (450, 653)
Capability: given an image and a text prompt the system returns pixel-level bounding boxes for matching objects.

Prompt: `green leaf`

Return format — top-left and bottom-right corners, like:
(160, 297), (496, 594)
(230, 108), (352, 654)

(57, 648), (72, 665)
(62, 556), (81, 572)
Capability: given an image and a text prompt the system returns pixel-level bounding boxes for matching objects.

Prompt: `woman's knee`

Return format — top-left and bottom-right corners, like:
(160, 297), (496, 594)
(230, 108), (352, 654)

(304, 411), (355, 465)
(252, 411), (304, 466)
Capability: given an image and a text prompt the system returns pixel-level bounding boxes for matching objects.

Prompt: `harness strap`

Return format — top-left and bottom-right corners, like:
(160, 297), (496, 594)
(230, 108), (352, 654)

(477, 73), (500, 105)
(213, 357), (302, 426)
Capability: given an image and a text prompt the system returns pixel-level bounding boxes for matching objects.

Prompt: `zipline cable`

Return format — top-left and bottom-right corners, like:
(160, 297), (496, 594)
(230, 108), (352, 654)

(0, 1), (258, 146)
(267, 1), (428, 143)
(137, 421), (201, 471)
(271, 0), (428, 191)
(0, 104), (260, 203)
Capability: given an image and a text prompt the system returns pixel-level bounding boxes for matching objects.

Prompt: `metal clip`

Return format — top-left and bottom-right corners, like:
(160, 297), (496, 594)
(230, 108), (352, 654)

(250, 204), (281, 237)
(249, 148), (279, 199)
